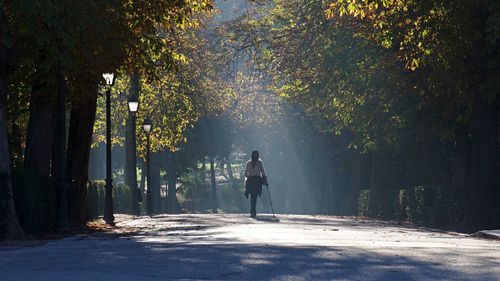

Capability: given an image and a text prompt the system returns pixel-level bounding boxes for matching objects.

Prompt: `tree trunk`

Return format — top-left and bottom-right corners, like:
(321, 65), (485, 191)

(209, 155), (217, 213)
(349, 151), (370, 215)
(166, 151), (179, 213)
(51, 118), (60, 180)
(403, 133), (420, 187)
(460, 4), (498, 231)
(8, 92), (23, 167)
(451, 126), (471, 191)
(201, 157), (206, 171)
(414, 113), (444, 186)
(327, 167), (334, 215)
(66, 92), (98, 224)
(0, 7), (25, 239)
(369, 150), (392, 218)
(124, 116), (132, 189)
(24, 84), (56, 177)
(150, 153), (161, 214)
(462, 94), (498, 231)
(226, 157), (234, 183)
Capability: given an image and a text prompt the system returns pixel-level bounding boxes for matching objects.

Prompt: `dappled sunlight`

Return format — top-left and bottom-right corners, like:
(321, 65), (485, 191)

(1, 214), (499, 280)
(1, 0), (499, 280)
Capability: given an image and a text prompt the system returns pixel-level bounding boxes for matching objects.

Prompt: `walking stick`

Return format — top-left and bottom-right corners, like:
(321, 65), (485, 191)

(265, 184), (278, 222)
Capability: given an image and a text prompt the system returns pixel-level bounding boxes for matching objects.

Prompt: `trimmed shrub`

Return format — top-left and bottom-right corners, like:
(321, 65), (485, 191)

(357, 190), (370, 217)
(358, 185), (472, 228)
(11, 168), (57, 235)
(86, 181), (133, 218)
(397, 189), (408, 221)
(397, 185), (465, 227)
(86, 181), (104, 219)
(114, 183), (132, 214)
(178, 169), (210, 212)
(410, 186), (427, 223)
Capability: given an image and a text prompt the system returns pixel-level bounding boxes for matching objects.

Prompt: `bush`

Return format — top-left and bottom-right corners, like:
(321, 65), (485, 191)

(406, 186), (427, 223)
(357, 190), (370, 217)
(11, 168), (57, 235)
(395, 186), (465, 227)
(217, 180), (247, 213)
(178, 169), (209, 212)
(397, 189), (408, 221)
(358, 185), (465, 226)
(114, 183), (132, 214)
(86, 181), (105, 219)
(358, 185), (478, 228)
(178, 169), (248, 213)
(86, 181), (133, 218)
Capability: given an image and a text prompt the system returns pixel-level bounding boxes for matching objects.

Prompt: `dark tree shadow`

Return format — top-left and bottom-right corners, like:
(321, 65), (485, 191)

(1, 214), (498, 280)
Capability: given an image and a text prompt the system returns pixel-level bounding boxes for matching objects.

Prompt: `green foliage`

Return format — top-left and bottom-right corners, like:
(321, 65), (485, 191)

(357, 190), (370, 217)
(221, 0), (415, 152)
(91, 6), (234, 158)
(178, 167), (246, 213)
(360, 185), (467, 227)
(86, 181), (134, 217)
(113, 183), (133, 214)
(5, 0), (220, 173)
(178, 169), (209, 212)
(86, 181), (103, 220)
(405, 186), (428, 224)
(11, 168), (56, 235)
(397, 189), (408, 221)
(217, 181), (247, 213)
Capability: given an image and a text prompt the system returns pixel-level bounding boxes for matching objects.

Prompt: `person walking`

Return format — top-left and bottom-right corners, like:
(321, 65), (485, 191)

(244, 150), (268, 218)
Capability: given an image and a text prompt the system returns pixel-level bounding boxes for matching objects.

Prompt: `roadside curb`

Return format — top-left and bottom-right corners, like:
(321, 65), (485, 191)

(471, 230), (500, 240)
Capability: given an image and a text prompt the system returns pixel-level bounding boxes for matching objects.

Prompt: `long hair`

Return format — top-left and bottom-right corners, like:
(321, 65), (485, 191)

(251, 150), (259, 167)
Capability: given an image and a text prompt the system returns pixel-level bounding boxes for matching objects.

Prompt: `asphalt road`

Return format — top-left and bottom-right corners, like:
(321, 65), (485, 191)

(1, 214), (499, 281)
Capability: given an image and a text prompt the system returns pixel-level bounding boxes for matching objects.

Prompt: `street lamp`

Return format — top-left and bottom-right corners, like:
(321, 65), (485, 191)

(128, 93), (140, 215)
(128, 93), (139, 112)
(103, 72), (115, 225)
(142, 117), (153, 216)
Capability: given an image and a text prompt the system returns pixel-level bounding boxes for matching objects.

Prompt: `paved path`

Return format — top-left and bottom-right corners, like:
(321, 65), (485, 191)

(1, 214), (499, 280)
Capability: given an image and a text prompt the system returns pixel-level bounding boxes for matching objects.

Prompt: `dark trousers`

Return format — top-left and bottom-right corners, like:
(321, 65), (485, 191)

(250, 193), (258, 215)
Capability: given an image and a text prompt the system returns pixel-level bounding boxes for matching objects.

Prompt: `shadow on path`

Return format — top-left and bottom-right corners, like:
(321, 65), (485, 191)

(1, 214), (499, 280)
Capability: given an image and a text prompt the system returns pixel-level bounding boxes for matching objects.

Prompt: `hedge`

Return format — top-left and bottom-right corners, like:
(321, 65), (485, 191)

(86, 181), (136, 219)
(358, 185), (467, 227)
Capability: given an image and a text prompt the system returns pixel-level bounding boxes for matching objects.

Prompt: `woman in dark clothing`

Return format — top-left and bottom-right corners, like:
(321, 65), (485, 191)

(244, 150), (268, 218)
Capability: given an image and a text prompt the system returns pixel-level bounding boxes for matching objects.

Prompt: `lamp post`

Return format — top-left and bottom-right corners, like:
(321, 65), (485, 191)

(127, 93), (140, 215)
(103, 73), (115, 225)
(142, 117), (153, 216)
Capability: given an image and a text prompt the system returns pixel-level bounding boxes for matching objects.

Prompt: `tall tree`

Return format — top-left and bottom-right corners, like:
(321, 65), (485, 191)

(0, 5), (24, 239)
(326, 0), (500, 231)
